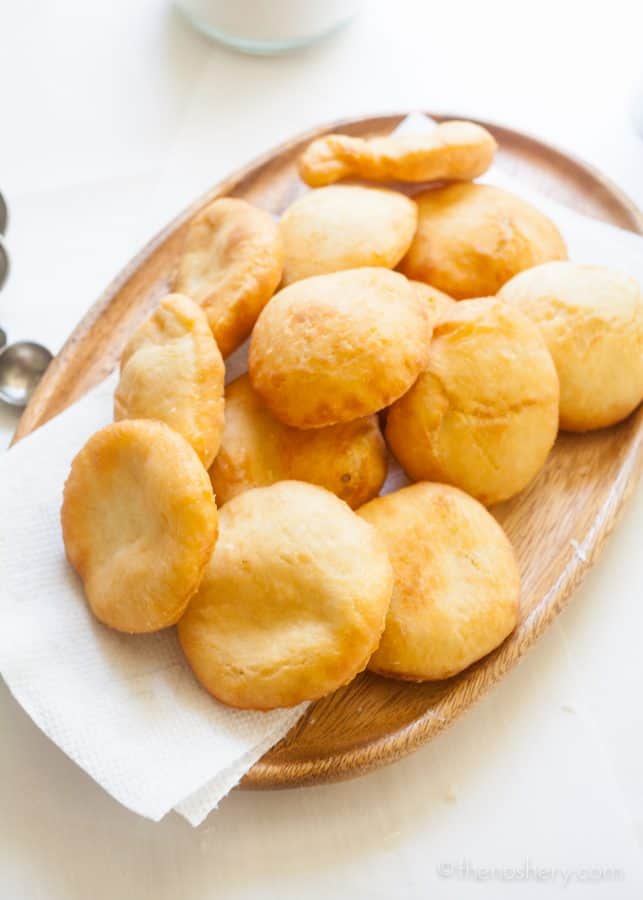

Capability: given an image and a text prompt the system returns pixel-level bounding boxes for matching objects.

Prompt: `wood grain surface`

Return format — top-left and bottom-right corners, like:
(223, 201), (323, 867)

(15, 113), (643, 790)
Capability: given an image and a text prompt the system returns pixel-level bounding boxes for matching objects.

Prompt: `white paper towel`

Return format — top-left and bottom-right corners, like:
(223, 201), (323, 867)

(2, 114), (643, 827)
(0, 368), (306, 825)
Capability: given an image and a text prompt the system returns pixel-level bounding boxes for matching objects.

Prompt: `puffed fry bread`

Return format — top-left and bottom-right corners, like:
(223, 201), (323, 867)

(499, 262), (643, 432)
(386, 298), (559, 506)
(178, 481), (393, 710)
(410, 281), (456, 326)
(400, 183), (567, 299)
(280, 185), (417, 285)
(174, 197), (284, 357)
(114, 293), (224, 468)
(298, 120), (497, 187)
(359, 483), (520, 681)
(61, 420), (218, 634)
(249, 268), (432, 428)
(210, 374), (387, 507)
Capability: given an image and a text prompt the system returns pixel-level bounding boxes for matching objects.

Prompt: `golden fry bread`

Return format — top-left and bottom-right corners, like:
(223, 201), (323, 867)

(173, 197), (283, 357)
(298, 120), (497, 187)
(249, 268), (432, 428)
(178, 481), (393, 710)
(386, 298), (559, 506)
(210, 374), (387, 507)
(61, 420), (218, 634)
(114, 294), (224, 468)
(279, 185), (417, 285)
(359, 483), (520, 681)
(410, 280), (456, 326)
(400, 183), (567, 299)
(499, 262), (643, 432)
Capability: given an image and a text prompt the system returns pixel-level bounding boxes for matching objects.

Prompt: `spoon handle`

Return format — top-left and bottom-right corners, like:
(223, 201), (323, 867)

(0, 235), (9, 291)
(0, 191), (7, 236)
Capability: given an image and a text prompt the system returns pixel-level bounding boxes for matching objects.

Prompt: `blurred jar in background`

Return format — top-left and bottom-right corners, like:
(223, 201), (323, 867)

(176, 0), (362, 55)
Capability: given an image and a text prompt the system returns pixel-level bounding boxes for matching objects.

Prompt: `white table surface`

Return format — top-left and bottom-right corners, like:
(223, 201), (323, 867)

(2, 1), (643, 897)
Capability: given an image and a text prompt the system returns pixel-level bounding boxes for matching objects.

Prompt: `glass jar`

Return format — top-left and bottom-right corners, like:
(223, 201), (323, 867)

(176, 0), (362, 55)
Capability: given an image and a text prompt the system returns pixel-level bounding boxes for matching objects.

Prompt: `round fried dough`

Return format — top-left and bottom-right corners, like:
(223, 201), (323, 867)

(210, 374), (387, 508)
(410, 280), (456, 326)
(249, 268), (432, 428)
(386, 298), (559, 505)
(358, 483), (520, 681)
(61, 420), (218, 634)
(279, 185), (417, 285)
(114, 294), (225, 468)
(173, 197), (283, 357)
(178, 481), (393, 710)
(498, 262), (643, 432)
(400, 183), (567, 299)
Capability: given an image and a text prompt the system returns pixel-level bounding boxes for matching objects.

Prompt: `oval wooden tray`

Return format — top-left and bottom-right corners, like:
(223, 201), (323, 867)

(16, 114), (643, 790)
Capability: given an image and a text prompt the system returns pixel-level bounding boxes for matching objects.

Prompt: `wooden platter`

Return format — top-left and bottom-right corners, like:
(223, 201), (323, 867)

(15, 114), (643, 790)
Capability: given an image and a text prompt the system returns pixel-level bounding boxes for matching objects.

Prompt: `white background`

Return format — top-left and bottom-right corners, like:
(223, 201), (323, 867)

(1, 1), (643, 897)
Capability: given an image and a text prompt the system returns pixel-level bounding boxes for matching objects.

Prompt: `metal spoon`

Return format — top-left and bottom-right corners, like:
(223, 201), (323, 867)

(0, 191), (7, 235)
(0, 237), (8, 291)
(0, 341), (53, 407)
(0, 192), (53, 407)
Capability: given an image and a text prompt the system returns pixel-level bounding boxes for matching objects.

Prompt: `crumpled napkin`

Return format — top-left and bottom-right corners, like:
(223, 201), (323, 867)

(2, 113), (643, 826)
(0, 359), (306, 826)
